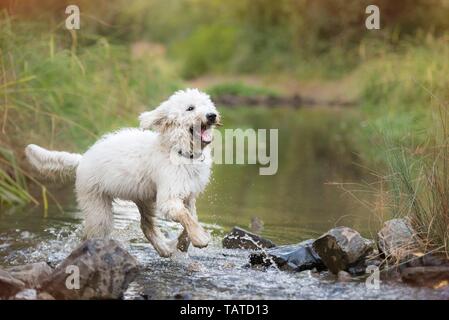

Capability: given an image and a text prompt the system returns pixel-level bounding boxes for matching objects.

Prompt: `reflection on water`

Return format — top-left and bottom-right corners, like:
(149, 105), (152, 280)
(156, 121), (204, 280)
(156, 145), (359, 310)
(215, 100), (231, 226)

(200, 107), (374, 243)
(1, 107), (447, 299)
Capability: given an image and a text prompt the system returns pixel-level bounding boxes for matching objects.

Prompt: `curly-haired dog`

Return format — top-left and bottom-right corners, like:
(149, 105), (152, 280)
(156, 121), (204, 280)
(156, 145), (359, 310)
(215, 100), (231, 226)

(25, 89), (220, 257)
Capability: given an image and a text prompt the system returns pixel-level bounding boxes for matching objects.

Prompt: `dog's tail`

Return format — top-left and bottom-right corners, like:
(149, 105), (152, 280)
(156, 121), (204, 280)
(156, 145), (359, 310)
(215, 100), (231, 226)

(25, 144), (82, 179)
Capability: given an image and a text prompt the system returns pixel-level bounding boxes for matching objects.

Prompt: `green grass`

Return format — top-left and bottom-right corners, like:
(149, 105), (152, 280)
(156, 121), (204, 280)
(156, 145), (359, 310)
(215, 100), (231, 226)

(380, 129), (449, 256)
(353, 38), (449, 256)
(0, 146), (37, 207)
(0, 15), (182, 207)
(172, 23), (239, 78)
(353, 37), (449, 164)
(4, 0), (449, 80)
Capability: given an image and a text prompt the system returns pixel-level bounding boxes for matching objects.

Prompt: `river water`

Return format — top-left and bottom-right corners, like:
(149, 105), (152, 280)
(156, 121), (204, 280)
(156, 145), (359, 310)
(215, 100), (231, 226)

(1, 107), (448, 299)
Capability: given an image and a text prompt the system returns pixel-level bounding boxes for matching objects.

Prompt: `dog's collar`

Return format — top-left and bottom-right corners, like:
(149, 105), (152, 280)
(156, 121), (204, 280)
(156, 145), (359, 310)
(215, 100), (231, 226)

(178, 150), (205, 161)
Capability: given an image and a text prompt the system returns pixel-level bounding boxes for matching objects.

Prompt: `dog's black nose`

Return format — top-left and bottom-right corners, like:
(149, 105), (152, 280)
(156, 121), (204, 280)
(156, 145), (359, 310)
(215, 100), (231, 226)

(206, 113), (217, 123)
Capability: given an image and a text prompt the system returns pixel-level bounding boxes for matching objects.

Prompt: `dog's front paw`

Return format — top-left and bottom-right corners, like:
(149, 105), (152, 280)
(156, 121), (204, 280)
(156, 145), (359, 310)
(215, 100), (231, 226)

(189, 228), (211, 248)
(154, 240), (176, 258)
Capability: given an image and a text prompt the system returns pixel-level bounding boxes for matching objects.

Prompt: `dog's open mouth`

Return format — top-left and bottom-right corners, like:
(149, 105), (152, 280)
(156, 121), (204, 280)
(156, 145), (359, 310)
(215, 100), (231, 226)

(189, 123), (213, 147)
(200, 123), (213, 144)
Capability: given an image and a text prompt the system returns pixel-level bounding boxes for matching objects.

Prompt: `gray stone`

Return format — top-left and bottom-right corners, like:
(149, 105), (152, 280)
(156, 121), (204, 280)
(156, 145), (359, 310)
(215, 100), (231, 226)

(0, 268), (25, 298)
(377, 218), (419, 262)
(6, 262), (53, 289)
(41, 239), (139, 300)
(312, 227), (373, 274)
(223, 227), (276, 250)
(249, 239), (325, 271)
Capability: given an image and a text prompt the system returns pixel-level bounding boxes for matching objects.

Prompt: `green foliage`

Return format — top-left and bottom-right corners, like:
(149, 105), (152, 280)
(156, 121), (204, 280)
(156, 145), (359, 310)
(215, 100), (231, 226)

(355, 38), (449, 164)
(0, 15), (181, 206)
(172, 24), (238, 78)
(355, 37), (449, 255)
(381, 126), (449, 255)
(0, 146), (36, 207)
(360, 39), (449, 112)
(3, 0), (449, 78)
(0, 16), (181, 146)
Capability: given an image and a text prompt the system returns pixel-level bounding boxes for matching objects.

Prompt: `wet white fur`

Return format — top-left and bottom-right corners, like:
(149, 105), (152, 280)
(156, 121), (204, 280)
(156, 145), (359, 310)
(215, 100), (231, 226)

(25, 89), (219, 257)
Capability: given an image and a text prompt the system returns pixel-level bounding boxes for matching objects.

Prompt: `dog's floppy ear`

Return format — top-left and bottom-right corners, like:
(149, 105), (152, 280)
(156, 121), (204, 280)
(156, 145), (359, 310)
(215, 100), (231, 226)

(139, 108), (168, 131)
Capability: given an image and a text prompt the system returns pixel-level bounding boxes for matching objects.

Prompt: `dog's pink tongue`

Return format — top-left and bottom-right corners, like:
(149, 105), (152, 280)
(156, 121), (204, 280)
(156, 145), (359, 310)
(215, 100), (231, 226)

(201, 129), (212, 143)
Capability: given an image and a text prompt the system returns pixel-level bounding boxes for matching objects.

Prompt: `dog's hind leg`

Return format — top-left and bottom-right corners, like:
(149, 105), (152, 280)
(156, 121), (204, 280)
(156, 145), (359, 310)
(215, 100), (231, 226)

(135, 200), (176, 257)
(79, 193), (114, 239)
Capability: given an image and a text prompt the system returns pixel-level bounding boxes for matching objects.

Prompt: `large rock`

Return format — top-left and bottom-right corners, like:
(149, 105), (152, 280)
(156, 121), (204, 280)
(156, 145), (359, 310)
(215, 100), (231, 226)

(222, 227), (276, 250)
(41, 239), (139, 299)
(377, 218), (419, 262)
(0, 268), (25, 298)
(6, 262), (53, 289)
(249, 239), (325, 271)
(312, 227), (373, 274)
(401, 266), (449, 288)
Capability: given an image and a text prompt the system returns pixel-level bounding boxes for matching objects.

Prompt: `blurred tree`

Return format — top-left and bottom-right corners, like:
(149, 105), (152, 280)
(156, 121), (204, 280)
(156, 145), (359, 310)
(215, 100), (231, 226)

(1, 0), (448, 75)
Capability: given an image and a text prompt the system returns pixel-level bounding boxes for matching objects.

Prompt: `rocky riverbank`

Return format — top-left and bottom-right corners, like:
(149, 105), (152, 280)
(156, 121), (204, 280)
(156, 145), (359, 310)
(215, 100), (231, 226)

(2, 217), (449, 300)
(223, 219), (449, 288)
(0, 239), (138, 300)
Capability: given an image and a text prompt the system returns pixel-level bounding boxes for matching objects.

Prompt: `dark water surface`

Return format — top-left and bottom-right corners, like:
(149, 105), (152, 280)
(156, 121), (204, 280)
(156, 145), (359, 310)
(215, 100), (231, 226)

(1, 107), (448, 299)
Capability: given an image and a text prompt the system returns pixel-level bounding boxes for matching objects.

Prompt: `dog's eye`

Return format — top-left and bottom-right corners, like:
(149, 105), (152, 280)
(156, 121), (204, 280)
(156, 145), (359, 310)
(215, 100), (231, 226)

(186, 105), (195, 111)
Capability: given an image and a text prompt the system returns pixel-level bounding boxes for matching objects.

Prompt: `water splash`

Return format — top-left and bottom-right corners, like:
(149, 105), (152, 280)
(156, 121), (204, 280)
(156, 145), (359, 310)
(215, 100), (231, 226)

(1, 201), (449, 300)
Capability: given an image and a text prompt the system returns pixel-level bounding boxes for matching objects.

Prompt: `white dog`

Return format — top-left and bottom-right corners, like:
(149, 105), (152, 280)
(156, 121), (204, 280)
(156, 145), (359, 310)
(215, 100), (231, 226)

(25, 88), (220, 257)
